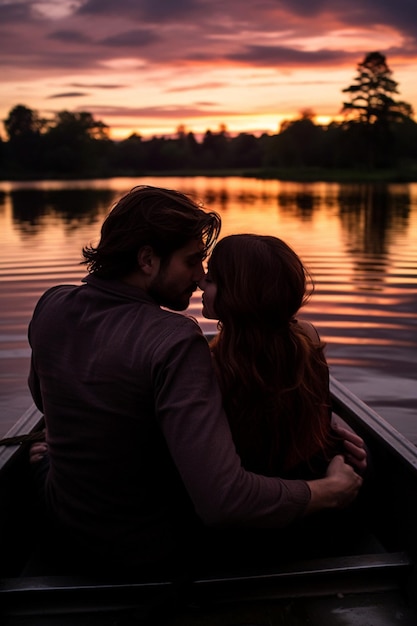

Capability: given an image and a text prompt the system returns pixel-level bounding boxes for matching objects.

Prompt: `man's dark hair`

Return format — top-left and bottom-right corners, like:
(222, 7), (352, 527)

(82, 186), (221, 278)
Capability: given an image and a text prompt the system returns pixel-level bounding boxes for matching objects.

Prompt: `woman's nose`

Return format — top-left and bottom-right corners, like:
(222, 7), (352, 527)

(198, 274), (207, 290)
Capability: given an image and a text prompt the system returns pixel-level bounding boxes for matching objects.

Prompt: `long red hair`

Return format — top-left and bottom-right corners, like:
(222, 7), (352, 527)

(208, 234), (339, 477)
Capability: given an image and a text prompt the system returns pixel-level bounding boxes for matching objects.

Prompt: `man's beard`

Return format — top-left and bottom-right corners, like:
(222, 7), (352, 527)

(148, 282), (195, 311)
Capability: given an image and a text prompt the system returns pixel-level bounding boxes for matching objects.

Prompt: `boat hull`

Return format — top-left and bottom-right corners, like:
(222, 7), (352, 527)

(1, 377), (417, 624)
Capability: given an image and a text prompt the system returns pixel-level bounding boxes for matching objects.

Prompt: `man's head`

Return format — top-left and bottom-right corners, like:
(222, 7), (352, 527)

(82, 185), (221, 310)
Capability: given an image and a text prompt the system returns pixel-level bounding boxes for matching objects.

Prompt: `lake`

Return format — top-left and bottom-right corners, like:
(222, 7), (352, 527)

(0, 176), (416, 444)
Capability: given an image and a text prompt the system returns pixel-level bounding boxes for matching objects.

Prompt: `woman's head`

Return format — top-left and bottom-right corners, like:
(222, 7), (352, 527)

(202, 234), (311, 329)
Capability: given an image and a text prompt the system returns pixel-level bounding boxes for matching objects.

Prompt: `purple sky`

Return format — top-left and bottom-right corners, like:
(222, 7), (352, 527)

(1, 0), (416, 138)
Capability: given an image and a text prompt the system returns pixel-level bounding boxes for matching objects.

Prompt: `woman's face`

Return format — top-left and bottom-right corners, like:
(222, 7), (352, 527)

(199, 270), (218, 319)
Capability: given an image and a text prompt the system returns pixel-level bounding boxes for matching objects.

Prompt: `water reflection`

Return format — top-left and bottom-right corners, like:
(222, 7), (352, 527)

(338, 184), (410, 252)
(278, 189), (318, 218)
(336, 184), (412, 291)
(10, 189), (116, 234)
(0, 177), (416, 443)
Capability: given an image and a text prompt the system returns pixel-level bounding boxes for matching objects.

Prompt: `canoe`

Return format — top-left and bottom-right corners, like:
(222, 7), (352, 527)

(1, 375), (417, 625)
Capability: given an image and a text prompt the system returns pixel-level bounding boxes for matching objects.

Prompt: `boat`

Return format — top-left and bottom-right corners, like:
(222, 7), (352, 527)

(1, 375), (417, 625)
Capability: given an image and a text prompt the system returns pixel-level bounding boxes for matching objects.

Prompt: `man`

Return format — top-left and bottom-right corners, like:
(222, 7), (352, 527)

(28, 185), (365, 578)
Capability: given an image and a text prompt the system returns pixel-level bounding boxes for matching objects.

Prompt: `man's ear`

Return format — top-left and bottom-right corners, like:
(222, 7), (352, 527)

(137, 246), (159, 276)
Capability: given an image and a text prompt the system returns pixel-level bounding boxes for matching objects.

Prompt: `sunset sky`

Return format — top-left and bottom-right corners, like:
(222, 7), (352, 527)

(1, 0), (417, 140)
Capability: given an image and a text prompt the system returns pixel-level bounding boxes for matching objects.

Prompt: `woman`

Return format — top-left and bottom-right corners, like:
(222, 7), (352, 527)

(200, 233), (343, 480)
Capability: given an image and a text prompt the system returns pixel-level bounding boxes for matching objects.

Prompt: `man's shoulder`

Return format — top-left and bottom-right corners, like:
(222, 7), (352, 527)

(154, 309), (202, 338)
(142, 309), (207, 357)
(34, 283), (80, 309)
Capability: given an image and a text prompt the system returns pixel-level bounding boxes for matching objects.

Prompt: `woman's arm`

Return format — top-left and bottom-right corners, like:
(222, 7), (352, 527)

(305, 455), (363, 513)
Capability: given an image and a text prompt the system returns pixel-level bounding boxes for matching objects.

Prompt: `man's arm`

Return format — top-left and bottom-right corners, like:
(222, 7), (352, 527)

(155, 323), (366, 529)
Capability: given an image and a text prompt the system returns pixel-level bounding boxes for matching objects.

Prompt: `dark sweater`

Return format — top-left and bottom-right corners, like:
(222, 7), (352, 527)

(28, 275), (310, 575)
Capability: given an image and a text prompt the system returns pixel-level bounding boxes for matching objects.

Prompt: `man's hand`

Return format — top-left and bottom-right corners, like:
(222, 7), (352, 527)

(306, 455), (363, 514)
(333, 423), (367, 475)
(29, 441), (48, 464)
(324, 455), (363, 507)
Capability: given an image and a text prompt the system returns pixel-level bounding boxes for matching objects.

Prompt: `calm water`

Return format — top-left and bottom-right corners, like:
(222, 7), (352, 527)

(1, 177), (416, 443)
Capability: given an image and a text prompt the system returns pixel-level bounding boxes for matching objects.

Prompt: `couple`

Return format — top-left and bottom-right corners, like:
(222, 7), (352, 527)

(28, 185), (365, 578)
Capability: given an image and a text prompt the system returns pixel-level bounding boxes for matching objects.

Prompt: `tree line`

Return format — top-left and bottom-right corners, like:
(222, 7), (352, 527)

(1, 52), (417, 179)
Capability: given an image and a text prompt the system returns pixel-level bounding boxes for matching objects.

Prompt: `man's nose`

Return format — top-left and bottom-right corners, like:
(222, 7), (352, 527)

(194, 264), (205, 283)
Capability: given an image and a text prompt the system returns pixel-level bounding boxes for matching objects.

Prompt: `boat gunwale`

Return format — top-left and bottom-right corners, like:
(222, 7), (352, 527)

(329, 376), (417, 473)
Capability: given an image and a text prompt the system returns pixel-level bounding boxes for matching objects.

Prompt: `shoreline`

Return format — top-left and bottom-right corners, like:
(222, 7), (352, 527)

(2, 166), (417, 184)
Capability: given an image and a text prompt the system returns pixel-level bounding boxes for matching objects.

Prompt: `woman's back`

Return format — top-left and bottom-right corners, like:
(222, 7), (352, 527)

(201, 234), (342, 479)
(210, 319), (340, 478)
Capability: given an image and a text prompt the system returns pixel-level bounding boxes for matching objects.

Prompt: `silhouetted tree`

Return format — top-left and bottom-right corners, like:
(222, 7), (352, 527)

(2, 93), (417, 179)
(173, 127), (201, 168)
(342, 52), (414, 167)
(4, 104), (45, 139)
(108, 133), (146, 174)
(229, 133), (262, 168)
(3, 105), (47, 173)
(0, 134), (4, 174)
(44, 110), (110, 174)
(342, 52), (413, 125)
(201, 128), (230, 168)
(48, 111), (109, 141)
(271, 111), (324, 167)
(390, 116), (417, 165)
(183, 131), (200, 165)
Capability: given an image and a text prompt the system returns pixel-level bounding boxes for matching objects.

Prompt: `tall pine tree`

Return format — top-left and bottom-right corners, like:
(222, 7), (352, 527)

(342, 51), (413, 125)
(342, 52), (413, 167)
